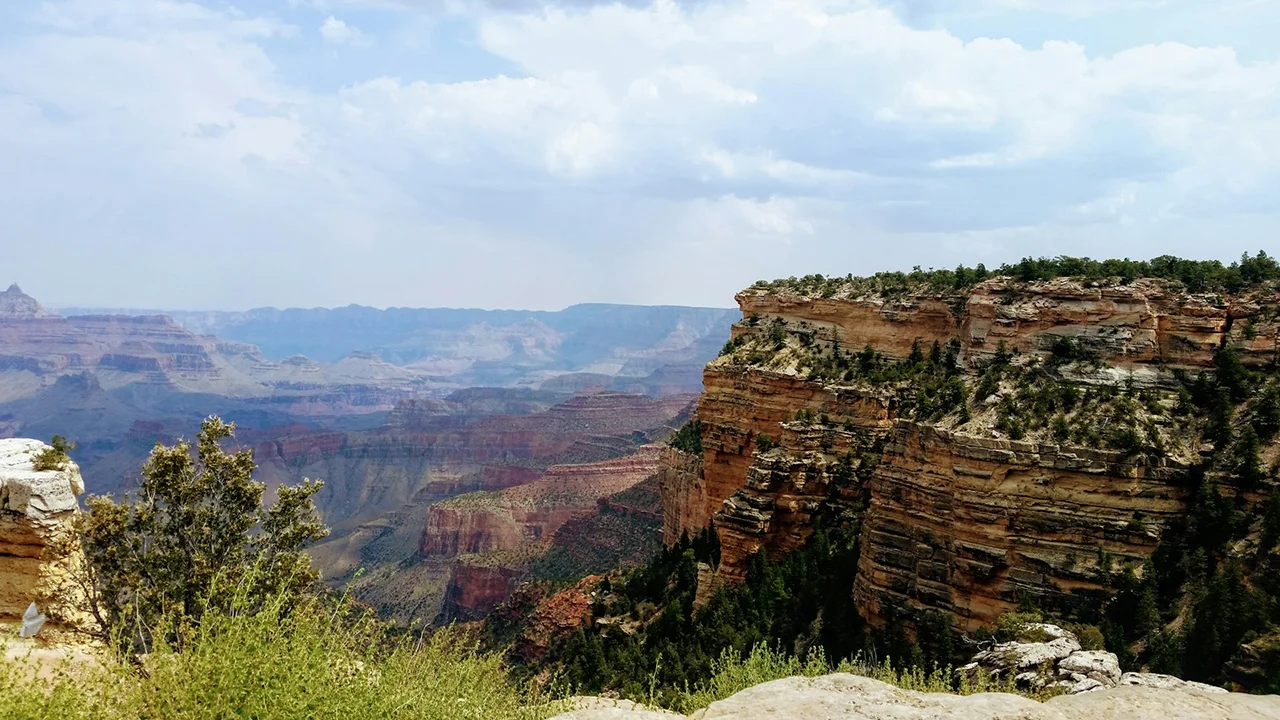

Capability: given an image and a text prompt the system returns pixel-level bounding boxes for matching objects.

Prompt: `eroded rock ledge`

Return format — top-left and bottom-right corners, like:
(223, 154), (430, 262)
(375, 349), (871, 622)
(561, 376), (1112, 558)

(0, 438), (84, 618)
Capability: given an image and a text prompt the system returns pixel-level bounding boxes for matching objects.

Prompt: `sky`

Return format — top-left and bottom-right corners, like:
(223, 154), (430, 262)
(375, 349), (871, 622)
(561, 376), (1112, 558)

(2, 0), (1279, 311)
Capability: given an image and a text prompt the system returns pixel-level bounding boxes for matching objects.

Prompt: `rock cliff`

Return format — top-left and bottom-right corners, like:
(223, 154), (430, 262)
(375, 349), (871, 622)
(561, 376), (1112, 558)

(660, 273), (1280, 630)
(428, 447), (662, 620)
(0, 438), (84, 619)
(854, 423), (1188, 631)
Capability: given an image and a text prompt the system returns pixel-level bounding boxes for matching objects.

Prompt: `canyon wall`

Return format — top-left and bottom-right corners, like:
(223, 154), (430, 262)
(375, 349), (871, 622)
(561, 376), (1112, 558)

(422, 447), (663, 621)
(661, 275), (1279, 629)
(854, 423), (1189, 631)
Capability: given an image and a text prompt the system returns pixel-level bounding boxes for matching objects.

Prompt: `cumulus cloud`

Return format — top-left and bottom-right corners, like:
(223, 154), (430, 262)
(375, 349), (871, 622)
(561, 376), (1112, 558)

(1, 0), (1278, 310)
(320, 15), (370, 45)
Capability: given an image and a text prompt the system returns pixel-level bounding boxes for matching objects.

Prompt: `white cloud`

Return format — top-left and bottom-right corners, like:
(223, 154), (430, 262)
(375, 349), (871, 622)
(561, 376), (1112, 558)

(320, 15), (370, 46)
(2, 0), (1280, 310)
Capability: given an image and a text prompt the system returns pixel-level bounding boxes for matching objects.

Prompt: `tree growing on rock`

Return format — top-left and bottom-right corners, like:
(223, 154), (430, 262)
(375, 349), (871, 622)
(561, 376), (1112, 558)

(67, 416), (328, 655)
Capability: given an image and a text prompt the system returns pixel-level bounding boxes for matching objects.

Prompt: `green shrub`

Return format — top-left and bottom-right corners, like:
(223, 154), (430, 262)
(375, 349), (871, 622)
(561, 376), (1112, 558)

(31, 435), (76, 472)
(674, 643), (829, 712)
(668, 419), (703, 455)
(69, 416), (328, 655)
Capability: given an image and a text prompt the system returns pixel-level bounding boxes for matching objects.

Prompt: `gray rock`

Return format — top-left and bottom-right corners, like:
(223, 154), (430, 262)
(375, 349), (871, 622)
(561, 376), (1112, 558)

(1119, 672), (1229, 694)
(555, 697), (680, 719)
(551, 674), (1280, 719)
(1058, 651), (1122, 685)
(0, 439), (84, 521)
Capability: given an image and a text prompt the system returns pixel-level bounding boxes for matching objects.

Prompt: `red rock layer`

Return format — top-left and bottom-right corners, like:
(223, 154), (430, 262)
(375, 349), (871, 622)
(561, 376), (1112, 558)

(854, 423), (1189, 631)
(420, 446), (662, 557)
(658, 276), (1279, 631)
(439, 562), (526, 622)
(658, 446), (707, 546)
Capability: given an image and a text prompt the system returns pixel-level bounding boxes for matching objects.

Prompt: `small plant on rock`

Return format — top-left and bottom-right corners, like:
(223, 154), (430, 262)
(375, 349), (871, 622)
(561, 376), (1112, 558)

(32, 435), (77, 471)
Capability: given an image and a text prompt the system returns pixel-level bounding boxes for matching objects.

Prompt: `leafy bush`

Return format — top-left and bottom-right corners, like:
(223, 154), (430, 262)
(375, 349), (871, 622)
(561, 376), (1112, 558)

(67, 416), (328, 655)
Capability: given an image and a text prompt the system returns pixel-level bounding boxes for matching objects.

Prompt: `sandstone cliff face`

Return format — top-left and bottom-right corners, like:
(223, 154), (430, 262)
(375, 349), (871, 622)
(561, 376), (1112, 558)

(854, 424), (1188, 631)
(657, 275), (1279, 630)
(658, 447), (706, 546)
(0, 438), (84, 618)
(736, 293), (961, 361)
(735, 277), (1278, 368)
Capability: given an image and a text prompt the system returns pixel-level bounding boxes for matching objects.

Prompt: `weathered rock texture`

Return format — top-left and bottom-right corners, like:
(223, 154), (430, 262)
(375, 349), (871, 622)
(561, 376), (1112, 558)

(855, 424), (1187, 630)
(426, 446), (664, 621)
(658, 446), (706, 546)
(0, 438), (84, 617)
(551, 673), (1280, 719)
(658, 275), (1280, 629)
(959, 623), (1149, 696)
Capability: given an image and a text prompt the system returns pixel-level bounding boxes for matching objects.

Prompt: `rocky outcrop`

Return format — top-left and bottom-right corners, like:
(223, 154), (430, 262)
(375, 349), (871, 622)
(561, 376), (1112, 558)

(0, 438), (84, 618)
(736, 292), (962, 362)
(509, 575), (602, 662)
(735, 277), (1278, 368)
(960, 624), (1130, 695)
(0, 285), (55, 319)
(438, 561), (525, 622)
(650, 273), (1280, 638)
(689, 366), (893, 571)
(553, 674), (1278, 719)
(854, 424), (1188, 630)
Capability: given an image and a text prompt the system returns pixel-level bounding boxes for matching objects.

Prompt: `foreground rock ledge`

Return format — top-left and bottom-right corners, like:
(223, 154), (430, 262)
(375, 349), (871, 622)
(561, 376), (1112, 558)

(0, 438), (85, 618)
(552, 674), (1280, 719)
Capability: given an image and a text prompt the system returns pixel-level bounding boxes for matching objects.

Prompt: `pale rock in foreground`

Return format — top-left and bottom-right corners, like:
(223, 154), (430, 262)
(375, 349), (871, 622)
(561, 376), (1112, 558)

(555, 697), (681, 719)
(0, 438), (85, 618)
(961, 624), (1129, 695)
(554, 674), (1280, 720)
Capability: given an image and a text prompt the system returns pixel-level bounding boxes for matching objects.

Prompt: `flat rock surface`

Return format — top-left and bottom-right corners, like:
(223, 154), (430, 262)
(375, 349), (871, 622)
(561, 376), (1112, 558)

(0, 439), (83, 520)
(551, 674), (1280, 719)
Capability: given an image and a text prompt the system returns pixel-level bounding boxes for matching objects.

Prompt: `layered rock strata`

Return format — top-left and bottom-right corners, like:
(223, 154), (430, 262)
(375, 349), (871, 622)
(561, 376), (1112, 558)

(658, 275), (1279, 630)
(854, 424), (1188, 630)
(0, 438), (84, 618)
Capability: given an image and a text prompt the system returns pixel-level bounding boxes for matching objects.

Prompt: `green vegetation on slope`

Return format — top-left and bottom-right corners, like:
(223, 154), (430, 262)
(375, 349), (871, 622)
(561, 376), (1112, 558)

(752, 251), (1280, 297)
(668, 419), (703, 455)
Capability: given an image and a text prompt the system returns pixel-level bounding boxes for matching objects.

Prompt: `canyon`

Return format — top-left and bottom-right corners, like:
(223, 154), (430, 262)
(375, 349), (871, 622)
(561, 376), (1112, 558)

(0, 283), (726, 625)
(660, 274), (1280, 631)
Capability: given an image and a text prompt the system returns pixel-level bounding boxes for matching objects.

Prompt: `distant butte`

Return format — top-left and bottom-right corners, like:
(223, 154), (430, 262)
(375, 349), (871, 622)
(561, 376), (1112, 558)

(0, 284), (54, 319)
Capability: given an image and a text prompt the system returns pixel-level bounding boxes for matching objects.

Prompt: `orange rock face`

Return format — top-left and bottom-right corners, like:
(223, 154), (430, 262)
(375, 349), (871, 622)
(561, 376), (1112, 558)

(658, 446), (706, 546)
(439, 562), (526, 621)
(854, 423), (1189, 631)
(421, 446), (663, 558)
(658, 276), (1279, 631)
